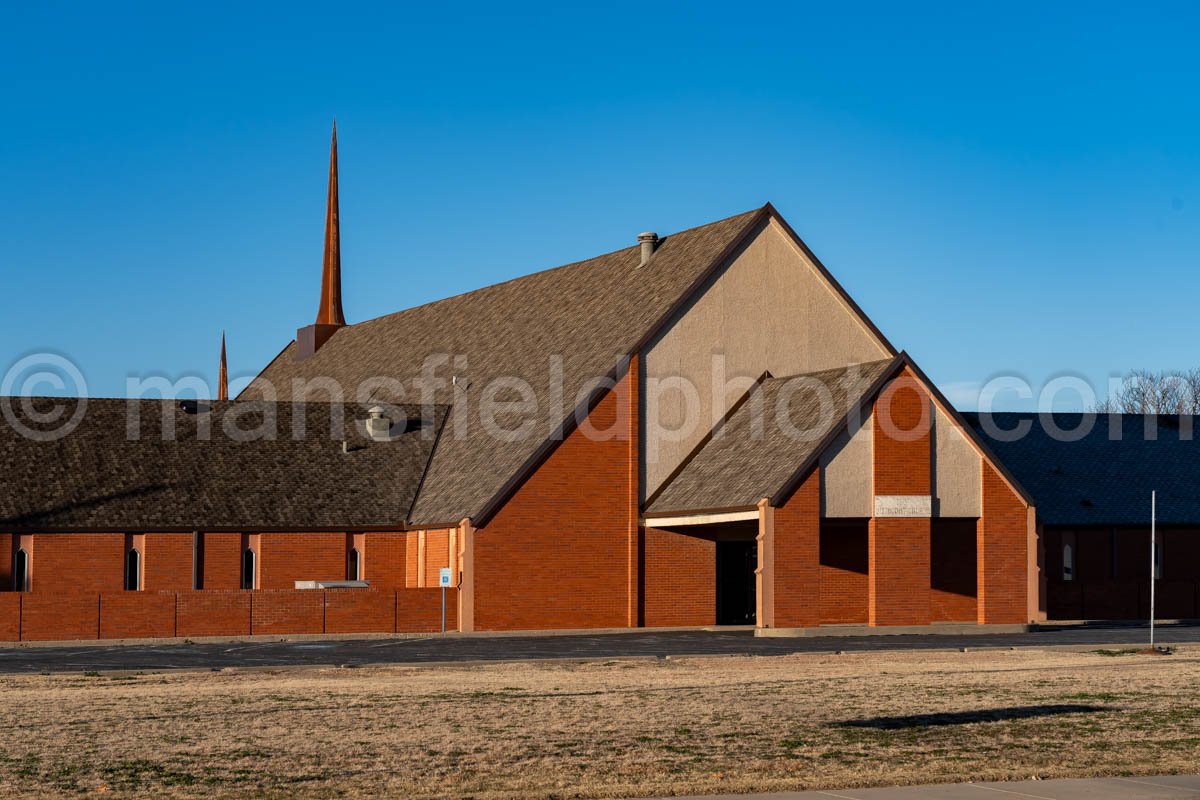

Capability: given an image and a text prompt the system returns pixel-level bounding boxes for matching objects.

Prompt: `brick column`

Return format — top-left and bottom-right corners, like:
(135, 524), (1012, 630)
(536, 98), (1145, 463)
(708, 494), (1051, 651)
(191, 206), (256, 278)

(456, 518), (475, 633)
(977, 462), (1029, 624)
(771, 470), (821, 628)
(870, 372), (932, 626)
(624, 355), (640, 628)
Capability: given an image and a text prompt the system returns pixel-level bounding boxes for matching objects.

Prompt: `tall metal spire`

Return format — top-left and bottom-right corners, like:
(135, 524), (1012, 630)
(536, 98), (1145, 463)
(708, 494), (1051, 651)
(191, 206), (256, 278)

(296, 121), (349, 361)
(316, 120), (346, 327)
(218, 331), (229, 401)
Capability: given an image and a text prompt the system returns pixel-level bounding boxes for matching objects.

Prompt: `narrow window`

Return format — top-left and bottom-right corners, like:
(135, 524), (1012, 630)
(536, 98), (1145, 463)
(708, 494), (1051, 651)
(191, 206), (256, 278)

(1153, 540), (1163, 580)
(347, 547), (361, 581)
(13, 549), (28, 592)
(124, 549), (141, 591)
(241, 548), (256, 590)
(192, 532), (204, 590)
(1062, 543), (1074, 581)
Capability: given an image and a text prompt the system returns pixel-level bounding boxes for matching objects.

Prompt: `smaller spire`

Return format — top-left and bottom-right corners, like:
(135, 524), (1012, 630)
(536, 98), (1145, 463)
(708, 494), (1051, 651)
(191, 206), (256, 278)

(218, 331), (229, 401)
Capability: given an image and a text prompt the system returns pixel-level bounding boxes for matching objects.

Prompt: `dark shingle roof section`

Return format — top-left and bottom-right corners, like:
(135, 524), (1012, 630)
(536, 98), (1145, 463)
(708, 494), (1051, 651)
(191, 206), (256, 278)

(0, 398), (447, 532)
(243, 208), (766, 525)
(647, 359), (896, 514)
(964, 412), (1200, 526)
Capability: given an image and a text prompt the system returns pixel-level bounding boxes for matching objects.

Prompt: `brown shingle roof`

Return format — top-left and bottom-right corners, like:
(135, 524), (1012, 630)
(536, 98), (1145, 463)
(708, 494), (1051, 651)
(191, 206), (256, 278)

(0, 398), (446, 532)
(645, 359), (898, 514)
(243, 207), (767, 526)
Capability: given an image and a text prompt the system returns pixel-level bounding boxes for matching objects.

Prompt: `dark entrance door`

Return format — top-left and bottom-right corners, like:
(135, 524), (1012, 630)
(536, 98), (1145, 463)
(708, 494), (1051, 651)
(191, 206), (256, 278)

(716, 540), (757, 625)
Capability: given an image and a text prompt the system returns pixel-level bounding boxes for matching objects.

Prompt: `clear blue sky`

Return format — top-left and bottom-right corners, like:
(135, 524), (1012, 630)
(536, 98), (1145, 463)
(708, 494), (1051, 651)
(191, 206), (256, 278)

(2, 2), (1197, 410)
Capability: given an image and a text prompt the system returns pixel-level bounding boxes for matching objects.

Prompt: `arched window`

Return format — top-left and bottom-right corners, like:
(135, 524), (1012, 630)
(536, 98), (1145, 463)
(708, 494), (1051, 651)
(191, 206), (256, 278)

(347, 548), (361, 581)
(1062, 543), (1074, 581)
(241, 548), (256, 590)
(13, 549), (28, 592)
(125, 549), (141, 591)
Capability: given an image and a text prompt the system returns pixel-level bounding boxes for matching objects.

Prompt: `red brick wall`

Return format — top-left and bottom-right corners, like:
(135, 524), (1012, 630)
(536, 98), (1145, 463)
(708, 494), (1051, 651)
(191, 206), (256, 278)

(977, 463), (1028, 624)
(1044, 526), (1200, 621)
(423, 530), (452, 587)
(870, 373), (931, 626)
(100, 592), (176, 639)
(1082, 582), (1139, 619)
(773, 470), (821, 628)
(201, 533), (243, 590)
(258, 532), (346, 589)
(364, 532), (406, 589)
(0, 533), (12, 588)
(21, 593), (99, 640)
(325, 590), (395, 633)
(1116, 528), (1164, 582)
(31, 534), (125, 594)
(0, 594), (19, 640)
(405, 534), (419, 588)
(474, 365), (636, 631)
(251, 590), (325, 635)
(176, 591), (252, 637)
(0, 588), (457, 641)
(641, 526), (715, 627)
(819, 520), (868, 624)
(930, 518), (977, 622)
(873, 372), (932, 496)
(144, 533), (195, 591)
(397, 588), (457, 632)
(868, 518), (931, 626)
(1150, 582), (1196, 619)
(1166, 529), (1200, 581)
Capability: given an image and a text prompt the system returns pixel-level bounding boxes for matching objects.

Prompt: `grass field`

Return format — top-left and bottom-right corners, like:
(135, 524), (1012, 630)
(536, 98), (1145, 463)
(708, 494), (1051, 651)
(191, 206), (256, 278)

(0, 646), (1197, 798)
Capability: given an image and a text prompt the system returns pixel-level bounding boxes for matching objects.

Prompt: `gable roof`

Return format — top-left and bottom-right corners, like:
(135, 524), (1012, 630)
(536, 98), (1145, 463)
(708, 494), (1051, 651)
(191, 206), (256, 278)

(645, 359), (898, 514)
(245, 207), (771, 525)
(0, 398), (446, 532)
(964, 412), (1200, 526)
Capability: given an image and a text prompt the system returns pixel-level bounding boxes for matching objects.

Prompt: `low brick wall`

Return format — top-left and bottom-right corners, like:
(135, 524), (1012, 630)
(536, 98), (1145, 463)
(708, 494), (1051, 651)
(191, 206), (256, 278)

(397, 587), (456, 632)
(0, 594), (20, 641)
(325, 590), (395, 634)
(22, 593), (100, 641)
(0, 588), (454, 642)
(100, 592), (176, 639)
(251, 590), (324, 635)
(177, 591), (253, 638)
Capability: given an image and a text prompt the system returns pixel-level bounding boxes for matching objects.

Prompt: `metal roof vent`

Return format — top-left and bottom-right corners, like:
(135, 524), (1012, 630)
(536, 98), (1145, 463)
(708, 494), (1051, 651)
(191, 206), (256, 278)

(638, 232), (659, 266)
(366, 405), (393, 441)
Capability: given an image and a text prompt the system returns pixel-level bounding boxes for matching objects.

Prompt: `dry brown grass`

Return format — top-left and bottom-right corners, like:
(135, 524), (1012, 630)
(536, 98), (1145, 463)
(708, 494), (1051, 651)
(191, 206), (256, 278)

(0, 646), (1197, 798)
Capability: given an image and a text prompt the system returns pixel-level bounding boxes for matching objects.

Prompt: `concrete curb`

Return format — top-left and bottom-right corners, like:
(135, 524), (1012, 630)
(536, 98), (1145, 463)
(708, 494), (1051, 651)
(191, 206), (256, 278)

(757, 622), (1031, 637)
(0, 624), (756, 649)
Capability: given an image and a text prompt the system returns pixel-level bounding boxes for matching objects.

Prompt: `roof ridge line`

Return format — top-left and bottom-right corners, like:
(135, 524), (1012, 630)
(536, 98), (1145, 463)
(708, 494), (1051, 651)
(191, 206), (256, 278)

(331, 206), (767, 331)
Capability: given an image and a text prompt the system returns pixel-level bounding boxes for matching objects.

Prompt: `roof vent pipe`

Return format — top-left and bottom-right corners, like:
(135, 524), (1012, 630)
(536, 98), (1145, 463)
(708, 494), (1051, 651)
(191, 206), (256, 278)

(638, 232), (659, 266)
(366, 405), (392, 441)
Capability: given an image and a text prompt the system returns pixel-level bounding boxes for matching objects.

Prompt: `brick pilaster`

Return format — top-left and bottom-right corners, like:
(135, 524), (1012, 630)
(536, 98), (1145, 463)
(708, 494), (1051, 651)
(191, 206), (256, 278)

(869, 371), (932, 626)
(770, 470), (821, 628)
(977, 462), (1029, 624)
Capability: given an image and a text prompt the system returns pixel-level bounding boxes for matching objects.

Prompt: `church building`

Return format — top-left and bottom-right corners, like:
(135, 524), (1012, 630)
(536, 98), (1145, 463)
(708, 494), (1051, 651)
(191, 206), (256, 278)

(1, 127), (1196, 642)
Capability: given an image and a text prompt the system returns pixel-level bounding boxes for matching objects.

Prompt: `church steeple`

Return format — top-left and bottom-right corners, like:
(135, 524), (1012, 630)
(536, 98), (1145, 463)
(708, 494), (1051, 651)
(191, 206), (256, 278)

(316, 121), (346, 327)
(297, 121), (348, 360)
(218, 331), (229, 401)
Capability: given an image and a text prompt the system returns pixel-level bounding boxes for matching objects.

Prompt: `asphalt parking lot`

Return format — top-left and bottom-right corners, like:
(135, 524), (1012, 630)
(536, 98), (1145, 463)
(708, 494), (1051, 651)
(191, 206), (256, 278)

(0, 623), (1195, 673)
